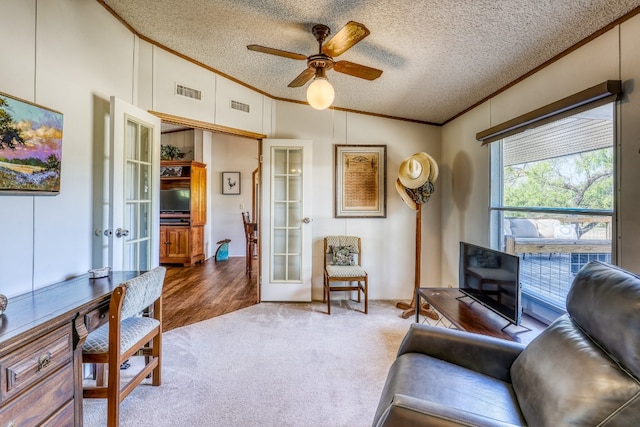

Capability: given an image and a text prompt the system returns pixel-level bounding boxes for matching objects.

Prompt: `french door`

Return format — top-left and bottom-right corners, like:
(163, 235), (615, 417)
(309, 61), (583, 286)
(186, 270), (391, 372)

(108, 97), (161, 271)
(261, 139), (313, 301)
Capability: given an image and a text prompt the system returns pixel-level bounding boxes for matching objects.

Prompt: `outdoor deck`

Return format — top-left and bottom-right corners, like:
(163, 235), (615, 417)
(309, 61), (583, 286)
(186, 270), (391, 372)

(518, 252), (611, 307)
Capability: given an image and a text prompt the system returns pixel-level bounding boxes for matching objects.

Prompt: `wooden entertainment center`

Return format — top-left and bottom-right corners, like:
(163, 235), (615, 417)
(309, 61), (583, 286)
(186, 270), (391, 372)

(416, 288), (542, 343)
(160, 160), (206, 266)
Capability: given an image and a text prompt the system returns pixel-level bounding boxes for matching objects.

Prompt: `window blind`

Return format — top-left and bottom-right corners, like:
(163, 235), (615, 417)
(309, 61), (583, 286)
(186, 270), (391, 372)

(476, 80), (621, 145)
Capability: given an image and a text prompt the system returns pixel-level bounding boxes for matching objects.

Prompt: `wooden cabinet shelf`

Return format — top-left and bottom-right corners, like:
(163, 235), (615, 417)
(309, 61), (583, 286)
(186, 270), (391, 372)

(160, 161), (206, 266)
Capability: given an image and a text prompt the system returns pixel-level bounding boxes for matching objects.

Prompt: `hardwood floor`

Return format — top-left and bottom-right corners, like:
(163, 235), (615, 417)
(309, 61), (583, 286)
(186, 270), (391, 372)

(161, 256), (258, 331)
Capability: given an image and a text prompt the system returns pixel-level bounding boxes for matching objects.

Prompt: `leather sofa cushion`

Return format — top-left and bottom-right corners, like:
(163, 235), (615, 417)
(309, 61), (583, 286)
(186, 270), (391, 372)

(511, 314), (640, 426)
(374, 352), (525, 426)
(567, 260), (640, 379)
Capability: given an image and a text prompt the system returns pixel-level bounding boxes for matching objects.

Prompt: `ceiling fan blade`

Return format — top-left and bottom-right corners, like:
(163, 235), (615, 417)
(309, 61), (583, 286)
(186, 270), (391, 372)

(247, 45), (307, 60)
(322, 21), (370, 57)
(288, 68), (316, 87)
(334, 61), (383, 80)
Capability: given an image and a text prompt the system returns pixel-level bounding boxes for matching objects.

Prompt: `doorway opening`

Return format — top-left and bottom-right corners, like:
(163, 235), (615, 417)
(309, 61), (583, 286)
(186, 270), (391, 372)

(155, 112), (265, 323)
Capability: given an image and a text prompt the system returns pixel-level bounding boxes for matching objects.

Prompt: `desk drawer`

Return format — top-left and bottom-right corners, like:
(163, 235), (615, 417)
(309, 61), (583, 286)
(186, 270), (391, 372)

(41, 399), (74, 427)
(0, 326), (73, 403)
(0, 362), (73, 426)
(85, 302), (110, 332)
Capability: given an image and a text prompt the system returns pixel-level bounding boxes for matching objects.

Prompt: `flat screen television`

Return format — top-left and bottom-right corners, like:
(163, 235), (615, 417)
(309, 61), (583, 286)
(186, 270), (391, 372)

(160, 188), (190, 213)
(459, 241), (521, 326)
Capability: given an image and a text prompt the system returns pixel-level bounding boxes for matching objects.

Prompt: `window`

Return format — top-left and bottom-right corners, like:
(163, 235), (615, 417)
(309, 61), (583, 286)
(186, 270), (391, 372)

(489, 103), (614, 321)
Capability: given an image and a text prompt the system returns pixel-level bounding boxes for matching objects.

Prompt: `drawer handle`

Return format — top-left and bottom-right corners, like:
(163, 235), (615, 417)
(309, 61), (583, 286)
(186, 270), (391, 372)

(37, 352), (52, 372)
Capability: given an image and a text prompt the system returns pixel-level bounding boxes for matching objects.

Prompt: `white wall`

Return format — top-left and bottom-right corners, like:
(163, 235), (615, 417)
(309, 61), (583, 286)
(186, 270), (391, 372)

(209, 134), (260, 258)
(0, 0), (134, 297)
(153, 48), (216, 123)
(619, 14), (640, 271)
(440, 103), (491, 285)
(273, 102), (442, 301)
(441, 21), (640, 282)
(215, 78), (265, 134)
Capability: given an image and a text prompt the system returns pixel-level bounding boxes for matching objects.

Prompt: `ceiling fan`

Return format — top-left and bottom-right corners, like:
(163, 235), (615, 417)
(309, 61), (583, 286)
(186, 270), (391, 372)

(247, 21), (383, 109)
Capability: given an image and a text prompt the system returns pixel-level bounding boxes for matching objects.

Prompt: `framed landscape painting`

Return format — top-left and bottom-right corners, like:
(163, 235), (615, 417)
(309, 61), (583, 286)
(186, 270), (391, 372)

(0, 92), (63, 194)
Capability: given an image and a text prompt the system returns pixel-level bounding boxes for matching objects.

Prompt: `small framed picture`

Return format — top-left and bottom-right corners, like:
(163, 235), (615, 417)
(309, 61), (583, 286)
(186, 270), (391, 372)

(222, 172), (241, 195)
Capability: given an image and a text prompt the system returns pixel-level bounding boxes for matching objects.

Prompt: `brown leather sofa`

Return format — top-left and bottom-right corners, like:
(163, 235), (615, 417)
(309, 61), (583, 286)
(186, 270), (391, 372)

(373, 261), (640, 426)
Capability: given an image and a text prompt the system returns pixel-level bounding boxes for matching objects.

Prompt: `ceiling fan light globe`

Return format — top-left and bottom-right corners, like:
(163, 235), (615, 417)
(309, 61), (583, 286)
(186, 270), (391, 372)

(306, 78), (335, 110)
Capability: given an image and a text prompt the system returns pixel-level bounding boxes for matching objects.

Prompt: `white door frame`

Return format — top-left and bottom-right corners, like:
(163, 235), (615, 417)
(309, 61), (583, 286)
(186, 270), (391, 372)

(260, 139), (313, 301)
(108, 96), (161, 271)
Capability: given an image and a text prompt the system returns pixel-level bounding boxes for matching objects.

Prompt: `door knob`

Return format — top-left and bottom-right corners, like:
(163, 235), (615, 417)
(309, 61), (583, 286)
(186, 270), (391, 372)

(302, 217), (311, 224)
(115, 228), (130, 238)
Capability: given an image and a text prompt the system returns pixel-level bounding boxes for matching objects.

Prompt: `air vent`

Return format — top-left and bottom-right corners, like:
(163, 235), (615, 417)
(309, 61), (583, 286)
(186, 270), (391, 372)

(176, 84), (202, 100)
(230, 100), (250, 113)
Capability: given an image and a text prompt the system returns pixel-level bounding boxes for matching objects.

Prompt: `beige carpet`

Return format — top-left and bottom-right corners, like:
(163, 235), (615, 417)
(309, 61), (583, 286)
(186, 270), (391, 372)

(83, 300), (414, 427)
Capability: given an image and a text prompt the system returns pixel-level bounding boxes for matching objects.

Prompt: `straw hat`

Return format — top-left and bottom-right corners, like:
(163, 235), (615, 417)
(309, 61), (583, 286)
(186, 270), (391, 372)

(398, 152), (439, 188)
(395, 178), (417, 210)
(396, 152), (439, 210)
(398, 152), (438, 188)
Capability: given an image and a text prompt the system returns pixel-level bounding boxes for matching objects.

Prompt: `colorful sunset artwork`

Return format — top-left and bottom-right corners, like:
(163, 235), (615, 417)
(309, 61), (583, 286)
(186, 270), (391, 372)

(0, 92), (63, 193)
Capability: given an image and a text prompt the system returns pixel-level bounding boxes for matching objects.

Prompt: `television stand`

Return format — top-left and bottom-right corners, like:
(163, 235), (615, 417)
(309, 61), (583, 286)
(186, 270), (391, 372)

(416, 288), (536, 343)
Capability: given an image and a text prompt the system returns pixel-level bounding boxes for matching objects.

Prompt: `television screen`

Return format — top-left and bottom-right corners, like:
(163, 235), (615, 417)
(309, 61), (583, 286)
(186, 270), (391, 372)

(459, 242), (521, 326)
(160, 188), (190, 213)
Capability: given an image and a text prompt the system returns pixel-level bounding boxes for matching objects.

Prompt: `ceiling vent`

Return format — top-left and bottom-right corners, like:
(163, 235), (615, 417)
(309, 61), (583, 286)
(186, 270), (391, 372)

(230, 100), (250, 113)
(176, 84), (202, 101)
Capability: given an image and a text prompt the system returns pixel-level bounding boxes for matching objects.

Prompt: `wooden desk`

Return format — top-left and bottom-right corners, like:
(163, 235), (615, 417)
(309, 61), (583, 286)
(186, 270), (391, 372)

(0, 271), (142, 426)
(416, 288), (543, 343)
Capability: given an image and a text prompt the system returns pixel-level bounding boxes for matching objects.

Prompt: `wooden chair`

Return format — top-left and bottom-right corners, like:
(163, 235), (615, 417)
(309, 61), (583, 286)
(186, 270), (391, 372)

(242, 211), (258, 277)
(323, 236), (368, 314)
(82, 266), (166, 427)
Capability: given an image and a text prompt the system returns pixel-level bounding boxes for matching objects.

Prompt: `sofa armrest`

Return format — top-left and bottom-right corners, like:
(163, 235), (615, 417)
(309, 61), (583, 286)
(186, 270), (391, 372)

(375, 394), (522, 427)
(397, 323), (525, 382)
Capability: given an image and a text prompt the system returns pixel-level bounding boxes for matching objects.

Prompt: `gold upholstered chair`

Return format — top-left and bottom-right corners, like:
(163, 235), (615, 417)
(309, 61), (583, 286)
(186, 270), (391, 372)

(82, 266), (166, 427)
(323, 235), (368, 314)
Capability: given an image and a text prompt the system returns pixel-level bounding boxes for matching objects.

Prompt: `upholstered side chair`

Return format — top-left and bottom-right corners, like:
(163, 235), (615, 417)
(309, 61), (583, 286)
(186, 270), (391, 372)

(82, 266), (166, 427)
(323, 235), (368, 314)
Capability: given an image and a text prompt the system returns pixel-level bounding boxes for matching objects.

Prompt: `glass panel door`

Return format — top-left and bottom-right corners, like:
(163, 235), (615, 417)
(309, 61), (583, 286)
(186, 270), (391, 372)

(123, 117), (153, 270)
(261, 139), (312, 301)
(108, 96), (161, 272)
(272, 147), (302, 281)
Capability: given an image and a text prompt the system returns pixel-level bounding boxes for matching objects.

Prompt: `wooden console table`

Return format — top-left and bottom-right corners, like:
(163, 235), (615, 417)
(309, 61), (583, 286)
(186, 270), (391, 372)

(0, 271), (142, 426)
(416, 288), (540, 343)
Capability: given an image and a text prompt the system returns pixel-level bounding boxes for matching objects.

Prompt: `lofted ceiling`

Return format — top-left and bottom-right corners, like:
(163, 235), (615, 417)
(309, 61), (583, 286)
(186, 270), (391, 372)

(100, 0), (640, 125)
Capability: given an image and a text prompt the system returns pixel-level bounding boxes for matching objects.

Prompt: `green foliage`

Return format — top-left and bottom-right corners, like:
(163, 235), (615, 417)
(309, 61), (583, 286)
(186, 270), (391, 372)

(45, 154), (61, 171)
(504, 148), (613, 210)
(0, 98), (26, 150)
(161, 145), (182, 160)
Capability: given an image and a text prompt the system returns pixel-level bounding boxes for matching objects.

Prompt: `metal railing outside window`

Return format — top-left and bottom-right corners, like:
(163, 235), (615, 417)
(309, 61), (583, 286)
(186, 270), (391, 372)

(489, 103), (615, 318)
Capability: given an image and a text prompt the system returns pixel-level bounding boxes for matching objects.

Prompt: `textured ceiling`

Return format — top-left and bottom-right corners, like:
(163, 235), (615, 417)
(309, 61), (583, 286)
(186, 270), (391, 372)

(100, 0), (640, 124)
